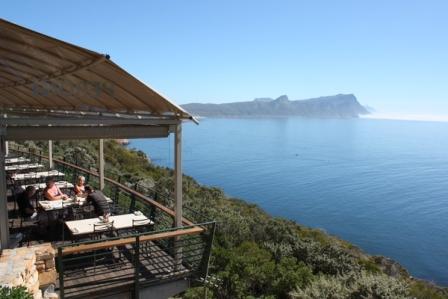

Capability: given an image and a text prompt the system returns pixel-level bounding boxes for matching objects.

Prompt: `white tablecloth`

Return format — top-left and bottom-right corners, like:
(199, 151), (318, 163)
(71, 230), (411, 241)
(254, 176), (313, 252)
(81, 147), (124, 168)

(5, 157), (31, 164)
(38, 199), (72, 211)
(12, 170), (64, 181)
(65, 213), (153, 235)
(21, 181), (74, 190)
(38, 195), (113, 211)
(6, 163), (44, 171)
(73, 195), (113, 205)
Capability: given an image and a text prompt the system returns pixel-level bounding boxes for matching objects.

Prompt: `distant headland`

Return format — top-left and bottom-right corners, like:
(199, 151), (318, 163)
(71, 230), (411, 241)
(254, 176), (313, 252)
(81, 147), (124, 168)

(181, 94), (370, 118)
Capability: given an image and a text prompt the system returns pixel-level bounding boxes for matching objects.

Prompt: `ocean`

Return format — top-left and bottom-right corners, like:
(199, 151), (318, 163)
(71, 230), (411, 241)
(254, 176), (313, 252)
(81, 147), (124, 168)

(131, 117), (448, 285)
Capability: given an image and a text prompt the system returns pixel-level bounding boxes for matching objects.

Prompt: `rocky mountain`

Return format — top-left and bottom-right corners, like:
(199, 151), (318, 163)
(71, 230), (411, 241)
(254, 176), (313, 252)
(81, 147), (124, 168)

(182, 94), (370, 118)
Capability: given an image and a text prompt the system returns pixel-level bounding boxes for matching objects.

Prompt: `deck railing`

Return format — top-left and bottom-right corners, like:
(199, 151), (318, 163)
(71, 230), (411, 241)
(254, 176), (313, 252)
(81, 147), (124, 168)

(8, 144), (216, 298)
(58, 222), (215, 298)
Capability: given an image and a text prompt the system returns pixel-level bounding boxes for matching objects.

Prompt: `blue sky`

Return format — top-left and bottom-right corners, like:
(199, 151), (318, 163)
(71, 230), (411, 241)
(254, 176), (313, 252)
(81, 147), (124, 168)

(3, 1), (448, 118)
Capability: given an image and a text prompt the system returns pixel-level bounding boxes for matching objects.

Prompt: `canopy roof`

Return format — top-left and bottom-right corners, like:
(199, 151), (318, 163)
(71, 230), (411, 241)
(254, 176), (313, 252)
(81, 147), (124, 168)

(0, 18), (191, 119)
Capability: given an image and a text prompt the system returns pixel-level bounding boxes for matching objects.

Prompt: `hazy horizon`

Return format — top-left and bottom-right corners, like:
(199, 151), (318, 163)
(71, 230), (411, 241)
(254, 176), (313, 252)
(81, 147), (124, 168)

(3, 1), (448, 119)
(182, 94), (448, 122)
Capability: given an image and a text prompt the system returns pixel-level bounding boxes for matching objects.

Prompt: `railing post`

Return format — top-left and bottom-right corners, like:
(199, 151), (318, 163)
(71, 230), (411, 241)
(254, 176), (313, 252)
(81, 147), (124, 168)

(133, 236), (140, 299)
(0, 135), (9, 249)
(114, 176), (121, 204)
(129, 183), (138, 213)
(99, 139), (105, 190)
(57, 247), (64, 299)
(149, 193), (157, 222)
(173, 123), (183, 270)
(74, 156), (79, 181)
(48, 140), (53, 169)
(200, 222), (216, 278)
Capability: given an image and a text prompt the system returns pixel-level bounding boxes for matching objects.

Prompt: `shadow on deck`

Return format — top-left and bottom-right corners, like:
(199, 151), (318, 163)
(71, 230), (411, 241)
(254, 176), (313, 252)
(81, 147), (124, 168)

(60, 242), (189, 298)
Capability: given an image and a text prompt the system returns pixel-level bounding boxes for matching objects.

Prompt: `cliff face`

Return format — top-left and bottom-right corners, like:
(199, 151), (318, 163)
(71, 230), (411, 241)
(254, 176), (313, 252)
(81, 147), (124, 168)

(182, 94), (370, 118)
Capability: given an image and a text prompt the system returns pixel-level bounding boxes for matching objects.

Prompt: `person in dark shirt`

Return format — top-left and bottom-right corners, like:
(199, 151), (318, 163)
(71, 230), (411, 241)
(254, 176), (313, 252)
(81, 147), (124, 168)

(17, 186), (38, 219)
(85, 185), (110, 217)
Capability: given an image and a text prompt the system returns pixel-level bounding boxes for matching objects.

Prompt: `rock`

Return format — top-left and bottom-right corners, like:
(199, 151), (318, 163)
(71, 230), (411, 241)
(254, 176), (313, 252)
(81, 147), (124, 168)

(373, 255), (409, 278)
(0, 242), (57, 299)
(43, 285), (58, 299)
(35, 261), (45, 272)
(38, 270), (57, 287)
(44, 259), (55, 269)
(44, 293), (58, 299)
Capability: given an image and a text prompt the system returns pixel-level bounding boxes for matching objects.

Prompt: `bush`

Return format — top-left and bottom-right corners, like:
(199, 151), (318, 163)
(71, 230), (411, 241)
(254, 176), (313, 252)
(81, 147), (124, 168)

(293, 239), (360, 276)
(0, 286), (33, 299)
(212, 242), (313, 299)
(291, 271), (409, 299)
(409, 281), (448, 299)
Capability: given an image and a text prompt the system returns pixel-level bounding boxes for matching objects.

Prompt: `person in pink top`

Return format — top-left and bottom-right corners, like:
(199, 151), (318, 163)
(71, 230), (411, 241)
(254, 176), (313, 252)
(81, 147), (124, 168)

(43, 177), (69, 201)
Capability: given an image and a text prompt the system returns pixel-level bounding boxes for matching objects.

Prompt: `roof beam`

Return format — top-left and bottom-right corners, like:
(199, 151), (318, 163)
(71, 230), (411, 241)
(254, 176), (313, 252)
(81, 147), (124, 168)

(0, 56), (107, 89)
(0, 117), (180, 126)
(2, 125), (170, 141)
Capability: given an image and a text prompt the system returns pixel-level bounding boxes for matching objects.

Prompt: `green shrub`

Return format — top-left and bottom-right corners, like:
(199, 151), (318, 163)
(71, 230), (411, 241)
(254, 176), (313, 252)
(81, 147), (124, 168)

(213, 242), (313, 299)
(293, 240), (360, 276)
(409, 280), (448, 299)
(291, 271), (409, 299)
(0, 286), (33, 299)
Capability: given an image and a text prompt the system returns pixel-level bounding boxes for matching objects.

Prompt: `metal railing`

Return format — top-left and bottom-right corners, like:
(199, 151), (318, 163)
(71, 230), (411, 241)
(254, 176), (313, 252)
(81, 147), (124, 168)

(58, 222), (215, 298)
(8, 144), (216, 298)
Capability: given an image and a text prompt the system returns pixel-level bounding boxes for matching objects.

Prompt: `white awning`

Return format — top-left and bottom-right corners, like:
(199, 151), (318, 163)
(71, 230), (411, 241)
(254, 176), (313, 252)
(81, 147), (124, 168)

(0, 18), (191, 119)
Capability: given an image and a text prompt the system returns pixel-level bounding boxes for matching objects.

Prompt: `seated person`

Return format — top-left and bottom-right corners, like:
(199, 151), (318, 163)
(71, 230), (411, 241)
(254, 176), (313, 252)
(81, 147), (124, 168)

(85, 185), (111, 217)
(74, 175), (86, 197)
(17, 186), (38, 219)
(43, 177), (69, 201)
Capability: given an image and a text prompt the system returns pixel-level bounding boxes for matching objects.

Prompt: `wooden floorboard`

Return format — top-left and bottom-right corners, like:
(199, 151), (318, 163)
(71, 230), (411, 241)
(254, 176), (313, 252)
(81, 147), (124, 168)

(59, 242), (190, 298)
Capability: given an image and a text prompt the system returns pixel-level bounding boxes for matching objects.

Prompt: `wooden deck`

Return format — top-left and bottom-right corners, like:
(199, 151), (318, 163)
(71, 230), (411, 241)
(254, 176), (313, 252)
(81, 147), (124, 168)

(59, 242), (189, 298)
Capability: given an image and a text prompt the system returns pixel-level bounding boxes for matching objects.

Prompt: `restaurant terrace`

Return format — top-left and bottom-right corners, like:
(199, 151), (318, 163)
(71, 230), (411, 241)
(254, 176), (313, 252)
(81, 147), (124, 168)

(0, 18), (214, 299)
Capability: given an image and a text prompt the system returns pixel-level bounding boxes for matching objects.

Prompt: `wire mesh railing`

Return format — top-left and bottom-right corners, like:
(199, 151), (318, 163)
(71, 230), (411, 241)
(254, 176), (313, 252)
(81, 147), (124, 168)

(57, 222), (215, 298)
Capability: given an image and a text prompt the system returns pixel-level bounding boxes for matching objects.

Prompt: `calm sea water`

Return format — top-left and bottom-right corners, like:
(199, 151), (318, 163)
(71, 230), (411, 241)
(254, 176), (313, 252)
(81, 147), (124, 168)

(132, 118), (448, 285)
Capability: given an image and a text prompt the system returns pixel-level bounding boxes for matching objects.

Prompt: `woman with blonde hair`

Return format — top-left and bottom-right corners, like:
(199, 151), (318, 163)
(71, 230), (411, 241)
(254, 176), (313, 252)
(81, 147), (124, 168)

(74, 175), (86, 196)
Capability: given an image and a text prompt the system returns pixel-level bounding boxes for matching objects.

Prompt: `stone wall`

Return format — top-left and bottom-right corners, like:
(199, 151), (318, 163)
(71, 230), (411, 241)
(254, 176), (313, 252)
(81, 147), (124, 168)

(0, 243), (57, 299)
(34, 243), (57, 288)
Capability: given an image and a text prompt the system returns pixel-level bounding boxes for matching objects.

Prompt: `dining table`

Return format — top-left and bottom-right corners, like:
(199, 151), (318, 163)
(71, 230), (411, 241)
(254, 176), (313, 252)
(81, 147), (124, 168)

(5, 163), (44, 172)
(65, 213), (153, 236)
(21, 181), (73, 190)
(12, 170), (65, 181)
(5, 157), (31, 164)
(38, 195), (113, 211)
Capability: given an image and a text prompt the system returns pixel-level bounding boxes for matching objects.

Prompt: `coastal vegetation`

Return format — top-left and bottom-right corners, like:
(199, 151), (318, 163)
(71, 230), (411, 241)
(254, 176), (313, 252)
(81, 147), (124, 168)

(21, 140), (448, 299)
(0, 286), (33, 299)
